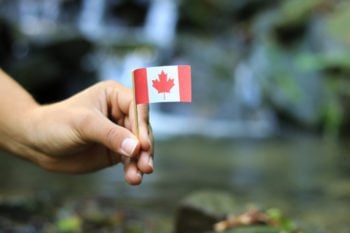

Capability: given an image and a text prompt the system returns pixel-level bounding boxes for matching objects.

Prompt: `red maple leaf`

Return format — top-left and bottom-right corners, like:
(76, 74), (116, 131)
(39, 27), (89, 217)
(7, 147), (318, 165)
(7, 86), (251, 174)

(152, 70), (175, 99)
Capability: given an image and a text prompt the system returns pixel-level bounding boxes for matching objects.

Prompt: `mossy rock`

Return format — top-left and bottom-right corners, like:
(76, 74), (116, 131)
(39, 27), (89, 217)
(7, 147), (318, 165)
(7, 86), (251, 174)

(177, 0), (271, 33)
(209, 226), (281, 233)
(175, 191), (238, 233)
(273, 0), (323, 45)
(278, 0), (323, 26)
(326, 2), (350, 45)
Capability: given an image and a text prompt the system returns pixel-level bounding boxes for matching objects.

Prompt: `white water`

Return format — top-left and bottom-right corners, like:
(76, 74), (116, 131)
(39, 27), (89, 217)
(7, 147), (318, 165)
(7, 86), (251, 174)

(78, 0), (106, 39)
(144, 0), (178, 48)
(6, 0), (276, 138)
(18, 0), (59, 35)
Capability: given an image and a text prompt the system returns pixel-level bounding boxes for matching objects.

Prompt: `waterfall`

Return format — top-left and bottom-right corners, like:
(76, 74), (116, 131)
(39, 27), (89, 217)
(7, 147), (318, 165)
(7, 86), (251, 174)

(98, 0), (179, 86)
(143, 0), (178, 48)
(0, 0), (276, 138)
(18, 0), (59, 35)
(233, 61), (262, 119)
(78, 0), (106, 38)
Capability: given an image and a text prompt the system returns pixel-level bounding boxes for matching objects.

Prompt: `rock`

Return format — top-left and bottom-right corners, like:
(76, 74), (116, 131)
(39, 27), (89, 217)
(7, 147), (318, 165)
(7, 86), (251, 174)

(107, 0), (149, 27)
(218, 226), (281, 233)
(39, 36), (93, 69)
(174, 191), (303, 233)
(273, 0), (323, 46)
(326, 2), (350, 45)
(174, 191), (239, 233)
(177, 0), (274, 33)
(10, 36), (96, 103)
(0, 194), (56, 232)
(0, 18), (15, 68)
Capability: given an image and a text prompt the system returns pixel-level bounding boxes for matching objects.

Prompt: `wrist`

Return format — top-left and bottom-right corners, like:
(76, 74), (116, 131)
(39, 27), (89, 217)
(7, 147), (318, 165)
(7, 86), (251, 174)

(17, 103), (65, 165)
(9, 104), (41, 155)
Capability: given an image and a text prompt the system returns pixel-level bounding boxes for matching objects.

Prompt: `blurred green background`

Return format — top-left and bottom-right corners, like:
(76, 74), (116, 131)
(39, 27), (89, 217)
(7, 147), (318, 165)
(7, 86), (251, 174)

(0, 0), (350, 232)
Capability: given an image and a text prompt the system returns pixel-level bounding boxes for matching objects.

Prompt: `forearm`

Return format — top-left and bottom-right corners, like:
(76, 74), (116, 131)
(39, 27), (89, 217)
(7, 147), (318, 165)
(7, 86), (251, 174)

(0, 69), (39, 159)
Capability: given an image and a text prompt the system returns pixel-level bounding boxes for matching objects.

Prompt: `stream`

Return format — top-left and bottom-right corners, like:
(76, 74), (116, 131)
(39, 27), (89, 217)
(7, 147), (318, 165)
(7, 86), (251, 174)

(0, 136), (349, 232)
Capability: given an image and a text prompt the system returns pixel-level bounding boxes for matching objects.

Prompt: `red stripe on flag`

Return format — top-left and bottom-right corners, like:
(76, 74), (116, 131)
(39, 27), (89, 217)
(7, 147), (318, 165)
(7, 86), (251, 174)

(178, 65), (192, 102)
(133, 68), (149, 104)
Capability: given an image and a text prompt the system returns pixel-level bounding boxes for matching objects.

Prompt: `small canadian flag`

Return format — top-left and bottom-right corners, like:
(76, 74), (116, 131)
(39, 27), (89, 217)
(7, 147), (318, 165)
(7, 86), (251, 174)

(133, 65), (191, 104)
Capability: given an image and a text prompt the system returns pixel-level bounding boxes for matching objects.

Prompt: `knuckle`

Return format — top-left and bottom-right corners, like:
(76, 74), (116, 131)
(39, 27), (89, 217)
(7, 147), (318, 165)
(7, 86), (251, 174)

(102, 80), (119, 88)
(106, 127), (118, 142)
(74, 110), (96, 138)
(106, 126), (124, 151)
(100, 80), (124, 91)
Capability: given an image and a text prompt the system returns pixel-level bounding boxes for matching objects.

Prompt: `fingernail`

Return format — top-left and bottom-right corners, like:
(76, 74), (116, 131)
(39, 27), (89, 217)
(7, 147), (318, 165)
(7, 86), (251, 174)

(148, 156), (153, 168)
(137, 170), (143, 179)
(121, 138), (138, 156)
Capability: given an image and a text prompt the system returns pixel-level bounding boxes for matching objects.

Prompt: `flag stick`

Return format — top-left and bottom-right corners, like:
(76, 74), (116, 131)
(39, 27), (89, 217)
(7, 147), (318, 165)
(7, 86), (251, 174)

(132, 73), (140, 139)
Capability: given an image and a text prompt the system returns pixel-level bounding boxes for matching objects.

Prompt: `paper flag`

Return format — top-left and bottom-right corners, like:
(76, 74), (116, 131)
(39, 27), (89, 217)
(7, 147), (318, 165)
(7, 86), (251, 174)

(133, 65), (191, 104)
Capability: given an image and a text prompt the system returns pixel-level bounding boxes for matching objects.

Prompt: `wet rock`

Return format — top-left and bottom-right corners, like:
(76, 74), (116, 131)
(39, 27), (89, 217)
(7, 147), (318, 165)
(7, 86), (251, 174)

(10, 36), (96, 103)
(177, 0), (275, 33)
(60, 0), (83, 23)
(273, 0), (323, 46)
(107, 0), (149, 27)
(175, 191), (300, 233)
(0, 201), (33, 222)
(220, 226), (281, 233)
(0, 18), (15, 68)
(41, 36), (93, 69)
(0, 195), (56, 232)
(326, 2), (350, 46)
(174, 191), (238, 233)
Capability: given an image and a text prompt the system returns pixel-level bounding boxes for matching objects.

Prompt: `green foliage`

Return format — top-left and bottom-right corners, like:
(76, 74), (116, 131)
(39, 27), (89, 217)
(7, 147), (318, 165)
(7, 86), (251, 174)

(327, 2), (350, 45)
(296, 52), (350, 72)
(321, 78), (349, 137)
(222, 226), (281, 233)
(266, 208), (297, 232)
(56, 215), (82, 233)
(279, 0), (323, 25)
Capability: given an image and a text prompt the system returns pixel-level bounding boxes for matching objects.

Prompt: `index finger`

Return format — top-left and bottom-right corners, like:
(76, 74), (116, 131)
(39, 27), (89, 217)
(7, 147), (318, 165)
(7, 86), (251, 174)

(137, 104), (152, 150)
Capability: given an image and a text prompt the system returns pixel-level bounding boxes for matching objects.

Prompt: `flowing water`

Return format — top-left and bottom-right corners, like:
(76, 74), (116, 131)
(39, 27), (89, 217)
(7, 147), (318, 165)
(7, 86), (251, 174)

(0, 136), (349, 232)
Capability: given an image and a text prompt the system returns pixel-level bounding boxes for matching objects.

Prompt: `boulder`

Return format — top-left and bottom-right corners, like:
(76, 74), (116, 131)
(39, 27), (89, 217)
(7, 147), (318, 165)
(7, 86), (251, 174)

(174, 191), (299, 233)
(175, 191), (239, 233)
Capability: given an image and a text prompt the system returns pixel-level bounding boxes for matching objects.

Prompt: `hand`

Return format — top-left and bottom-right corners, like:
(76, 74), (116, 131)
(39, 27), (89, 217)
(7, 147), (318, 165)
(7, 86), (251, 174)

(23, 80), (153, 185)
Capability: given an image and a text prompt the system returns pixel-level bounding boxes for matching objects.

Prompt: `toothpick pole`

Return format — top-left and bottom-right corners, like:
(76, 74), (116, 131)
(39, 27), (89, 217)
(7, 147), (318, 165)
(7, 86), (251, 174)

(132, 73), (140, 139)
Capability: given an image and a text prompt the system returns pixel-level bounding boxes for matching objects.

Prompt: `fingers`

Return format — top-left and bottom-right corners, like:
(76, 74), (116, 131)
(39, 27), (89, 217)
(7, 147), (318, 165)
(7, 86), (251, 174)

(137, 151), (153, 174)
(122, 120), (153, 185)
(123, 157), (143, 185)
(136, 105), (154, 174)
(102, 82), (151, 150)
(78, 113), (140, 158)
(39, 146), (122, 174)
(138, 115), (154, 174)
(138, 104), (151, 148)
(115, 100), (153, 175)
(86, 81), (154, 185)
(123, 105), (153, 183)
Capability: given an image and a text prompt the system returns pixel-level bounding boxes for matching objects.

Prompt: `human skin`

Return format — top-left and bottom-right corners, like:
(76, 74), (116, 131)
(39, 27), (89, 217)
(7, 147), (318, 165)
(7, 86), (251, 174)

(0, 69), (153, 185)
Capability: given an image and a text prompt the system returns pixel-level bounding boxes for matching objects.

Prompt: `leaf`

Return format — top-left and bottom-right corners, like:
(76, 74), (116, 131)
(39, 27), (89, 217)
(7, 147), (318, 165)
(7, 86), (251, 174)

(152, 70), (175, 95)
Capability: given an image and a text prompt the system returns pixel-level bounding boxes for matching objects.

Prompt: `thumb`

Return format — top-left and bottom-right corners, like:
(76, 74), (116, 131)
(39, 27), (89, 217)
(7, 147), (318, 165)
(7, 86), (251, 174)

(79, 113), (140, 157)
